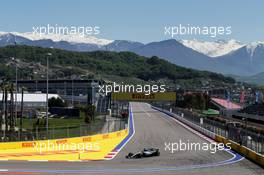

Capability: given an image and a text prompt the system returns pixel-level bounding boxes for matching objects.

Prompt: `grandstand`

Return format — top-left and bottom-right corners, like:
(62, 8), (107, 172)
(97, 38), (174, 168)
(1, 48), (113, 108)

(229, 102), (264, 122)
(239, 103), (264, 116)
(211, 97), (242, 110)
(96, 96), (109, 114)
(211, 97), (264, 122)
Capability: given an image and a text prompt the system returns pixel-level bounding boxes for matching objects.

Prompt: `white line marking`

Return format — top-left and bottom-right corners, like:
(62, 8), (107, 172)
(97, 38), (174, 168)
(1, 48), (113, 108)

(0, 169), (8, 172)
(107, 104), (135, 160)
(153, 107), (240, 158)
(167, 115), (215, 143)
(28, 160), (49, 162)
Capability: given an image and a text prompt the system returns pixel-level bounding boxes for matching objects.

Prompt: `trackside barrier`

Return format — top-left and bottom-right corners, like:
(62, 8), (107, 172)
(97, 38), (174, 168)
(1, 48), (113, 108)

(152, 106), (264, 168)
(0, 105), (133, 161)
(215, 135), (264, 167)
(152, 106), (216, 140)
(0, 128), (129, 161)
(0, 129), (128, 151)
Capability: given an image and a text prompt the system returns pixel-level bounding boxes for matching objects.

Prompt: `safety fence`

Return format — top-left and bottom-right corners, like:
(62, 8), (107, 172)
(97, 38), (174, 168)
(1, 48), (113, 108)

(152, 105), (264, 167)
(153, 103), (264, 155)
(0, 119), (127, 142)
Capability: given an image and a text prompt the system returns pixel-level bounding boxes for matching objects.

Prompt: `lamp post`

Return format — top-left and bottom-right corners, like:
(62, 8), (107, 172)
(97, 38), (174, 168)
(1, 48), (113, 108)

(72, 78), (74, 107)
(242, 117), (248, 146)
(46, 52), (52, 138)
(15, 65), (17, 122)
(11, 57), (18, 126)
(13, 37), (18, 127)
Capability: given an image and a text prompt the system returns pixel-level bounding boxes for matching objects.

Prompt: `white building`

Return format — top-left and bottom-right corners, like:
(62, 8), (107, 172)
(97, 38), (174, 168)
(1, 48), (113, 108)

(0, 93), (60, 108)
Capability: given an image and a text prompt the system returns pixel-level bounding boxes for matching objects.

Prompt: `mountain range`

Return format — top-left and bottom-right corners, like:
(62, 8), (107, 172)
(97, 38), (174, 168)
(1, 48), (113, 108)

(0, 32), (264, 78)
(231, 71), (264, 86)
(179, 39), (245, 57)
(0, 45), (235, 89)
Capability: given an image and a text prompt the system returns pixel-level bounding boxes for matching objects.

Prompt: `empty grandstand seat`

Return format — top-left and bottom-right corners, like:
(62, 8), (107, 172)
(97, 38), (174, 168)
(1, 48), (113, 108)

(239, 103), (264, 116)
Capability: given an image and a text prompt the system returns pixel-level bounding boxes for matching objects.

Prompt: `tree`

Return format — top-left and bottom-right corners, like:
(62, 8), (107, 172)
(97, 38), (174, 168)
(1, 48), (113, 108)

(19, 87), (25, 140)
(0, 81), (16, 140)
(48, 97), (66, 108)
(76, 104), (96, 124)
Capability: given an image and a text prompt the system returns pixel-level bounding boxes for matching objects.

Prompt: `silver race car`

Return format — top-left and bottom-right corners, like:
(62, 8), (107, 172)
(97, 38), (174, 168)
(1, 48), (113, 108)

(126, 148), (160, 159)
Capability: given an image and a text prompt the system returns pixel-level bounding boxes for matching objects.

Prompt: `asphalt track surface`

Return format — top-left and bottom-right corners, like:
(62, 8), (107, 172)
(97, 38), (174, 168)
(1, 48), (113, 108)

(0, 102), (263, 175)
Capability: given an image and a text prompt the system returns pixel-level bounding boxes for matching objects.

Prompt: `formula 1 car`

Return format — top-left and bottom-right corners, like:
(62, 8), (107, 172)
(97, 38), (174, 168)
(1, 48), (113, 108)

(126, 148), (160, 159)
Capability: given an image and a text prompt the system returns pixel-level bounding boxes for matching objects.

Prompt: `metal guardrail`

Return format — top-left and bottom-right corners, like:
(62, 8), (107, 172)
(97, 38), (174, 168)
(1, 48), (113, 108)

(233, 111), (264, 122)
(152, 104), (264, 155)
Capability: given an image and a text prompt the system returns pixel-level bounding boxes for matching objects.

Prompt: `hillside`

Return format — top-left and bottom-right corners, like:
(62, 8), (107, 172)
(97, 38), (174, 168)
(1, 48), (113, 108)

(1, 33), (264, 76)
(231, 72), (264, 86)
(0, 45), (235, 89)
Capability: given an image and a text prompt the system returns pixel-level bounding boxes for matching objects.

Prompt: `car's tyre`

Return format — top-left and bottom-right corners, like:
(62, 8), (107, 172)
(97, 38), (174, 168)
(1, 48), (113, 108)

(126, 153), (133, 158)
(156, 152), (160, 156)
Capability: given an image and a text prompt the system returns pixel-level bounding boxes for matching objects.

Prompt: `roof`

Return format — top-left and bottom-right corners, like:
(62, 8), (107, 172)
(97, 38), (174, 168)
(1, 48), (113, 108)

(211, 97), (242, 110)
(202, 108), (220, 115)
(0, 93), (60, 103)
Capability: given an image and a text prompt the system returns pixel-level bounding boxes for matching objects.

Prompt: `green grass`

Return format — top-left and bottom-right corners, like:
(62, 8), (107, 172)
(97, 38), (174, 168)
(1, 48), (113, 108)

(16, 117), (106, 140)
(17, 118), (85, 130)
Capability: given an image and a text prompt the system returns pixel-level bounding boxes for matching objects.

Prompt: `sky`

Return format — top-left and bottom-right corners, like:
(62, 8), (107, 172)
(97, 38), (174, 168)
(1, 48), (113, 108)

(0, 0), (263, 43)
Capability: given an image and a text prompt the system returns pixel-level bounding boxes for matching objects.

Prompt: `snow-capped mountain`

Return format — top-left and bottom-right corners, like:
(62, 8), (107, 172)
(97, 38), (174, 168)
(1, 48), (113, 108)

(0, 31), (248, 57)
(179, 39), (245, 57)
(131, 39), (214, 71)
(0, 31), (113, 45)
(1, 31), (264, 76)
(246, 41), (264, 58)
(0, 32), (32, 46)
(106, 40), (144, 52)
(215, 42), (264, 76)
(0, 31), (115, 51)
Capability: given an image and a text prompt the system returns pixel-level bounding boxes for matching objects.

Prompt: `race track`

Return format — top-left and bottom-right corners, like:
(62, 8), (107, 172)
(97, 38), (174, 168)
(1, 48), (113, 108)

(0, 102), (263, 175)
